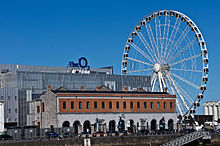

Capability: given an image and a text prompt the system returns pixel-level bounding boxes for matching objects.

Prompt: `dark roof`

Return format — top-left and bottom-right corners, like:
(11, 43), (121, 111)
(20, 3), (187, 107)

(50, 85), (171, 95)
(51, 89), (169, 95)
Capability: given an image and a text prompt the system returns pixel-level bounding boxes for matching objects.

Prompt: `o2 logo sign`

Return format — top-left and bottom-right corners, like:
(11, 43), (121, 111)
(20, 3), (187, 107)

(68, 57), (90, 70)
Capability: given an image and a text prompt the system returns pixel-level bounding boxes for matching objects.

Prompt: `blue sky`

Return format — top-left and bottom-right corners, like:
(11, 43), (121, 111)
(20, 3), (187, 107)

(0, 0), (219, 114)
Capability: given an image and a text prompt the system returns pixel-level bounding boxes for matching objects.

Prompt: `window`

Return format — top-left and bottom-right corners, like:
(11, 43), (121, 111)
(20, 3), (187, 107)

(170, 102), (173, 109)
(164, 102), (167, 109)
(15, 109), (17, 113)
(123, 102), (126, 109)
(63, 101), (66, 109)
(87, 102), (90, 109)
(8, 109), (11, 113)
(102, 101), (105, 109)
(116, 101), (119, 109)
(94, 101), (97, 109)
(109, 102), (112, 109)
(144, 102), (147, 109)
(42, 102), (45, 112)
(137, 102), (140, 109)
(151, 102), (153, 109)
(71, 101), (74, 109)
(157, 102), (160, 109)
(37, 106), (40, 113)
(8, 96), (10, 100)
(130, 102), (133, 109)
(79, 101), (82, 109)
(15, 96), (17, 101)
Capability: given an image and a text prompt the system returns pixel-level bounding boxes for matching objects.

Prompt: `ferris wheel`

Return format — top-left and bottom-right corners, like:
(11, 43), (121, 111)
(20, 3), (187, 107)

(121, 10), (208, 120)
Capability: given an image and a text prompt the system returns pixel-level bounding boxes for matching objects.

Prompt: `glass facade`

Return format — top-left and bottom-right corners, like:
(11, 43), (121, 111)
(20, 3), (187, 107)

(0, 64), (151, 126)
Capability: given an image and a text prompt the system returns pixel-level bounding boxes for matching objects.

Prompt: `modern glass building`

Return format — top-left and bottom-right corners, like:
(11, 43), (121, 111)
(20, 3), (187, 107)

(0, 64), (151, 127)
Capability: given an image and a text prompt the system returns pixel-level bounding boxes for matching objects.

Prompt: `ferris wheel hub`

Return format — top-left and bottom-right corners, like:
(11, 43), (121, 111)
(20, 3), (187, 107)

(153, 63), (161, 73)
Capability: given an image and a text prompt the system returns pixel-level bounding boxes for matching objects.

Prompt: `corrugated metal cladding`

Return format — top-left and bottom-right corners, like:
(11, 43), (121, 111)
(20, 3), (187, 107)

(0, 64), (151, 126)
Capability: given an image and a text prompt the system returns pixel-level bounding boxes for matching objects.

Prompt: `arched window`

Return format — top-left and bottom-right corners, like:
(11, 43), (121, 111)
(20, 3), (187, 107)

(168, 119), (174, 130)
(151, 119), (157, 131)
(62, 121), (70, 127)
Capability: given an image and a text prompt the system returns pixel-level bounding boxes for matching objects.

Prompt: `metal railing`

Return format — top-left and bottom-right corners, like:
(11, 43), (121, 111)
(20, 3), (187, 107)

(160, 130), (211, 146)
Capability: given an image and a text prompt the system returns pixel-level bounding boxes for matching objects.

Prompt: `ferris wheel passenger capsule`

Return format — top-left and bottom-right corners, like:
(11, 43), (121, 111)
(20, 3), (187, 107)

(194, 102), (200, 108)
(196, 34), (202, 39)
(164, 11), (169, 16)
(187, 21), (193, 26)
(201, 49), (207, 55)
(197, 94), (203, 100)
(170, 11), (175, 16)
(185, 115), (191, 120)
(176, 14), (181, 18)
(200, 85), (206, 91)
(199, 41), (205, 46)
(122, 61), (127, 67)
(203, 58), (208, 64)
(128, 38), (133, 44)
(202, 76), (208, 83)
(192, 27), (198, 32)
(146, 17), (151, 22)
(203, 67), (209, 74)
(158, 12), (163, 17)
(181, 17), (186, 22)
(123, 53), (128, 58)
(136, 26), (141, 32)
(152, 14), (156, 19)
(190, 108), (195, 114)
(122, 69), (127, 74)
(132, 32), (137, 37)
(125, 45), (130, 51)
(140, 21), (146, 26)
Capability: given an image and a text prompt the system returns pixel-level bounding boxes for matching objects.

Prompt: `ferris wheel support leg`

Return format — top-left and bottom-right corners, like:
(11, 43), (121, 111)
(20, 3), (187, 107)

(158, 72), (164, 92)
(151, 73), (157, 92)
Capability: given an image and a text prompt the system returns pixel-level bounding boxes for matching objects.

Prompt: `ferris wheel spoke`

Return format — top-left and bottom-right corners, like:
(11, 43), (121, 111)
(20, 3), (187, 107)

(136, 31), (158, 63)
(170, 54), (201, 67)
(145, 23), (160, 63)
(126, 57), (153, 67)
(151, 73), (158, 92)
(161, 16), (171, 62)
(165, 26), (191, 62)
(167, 74), (190, 110)
(155, 16), (162, 60)
(163, 18), (181, 61)
(169, 72), (200, 89)
(130, 43), (155, 64)
(172, 77), (194, 104)
(170, 68), (202, 73)
(127, 68), (152, 73)
(173, 82), (194, 116)
(176, 99), (184, 117)
(168, 38), (197, 63)
(166, 73), (175, 94)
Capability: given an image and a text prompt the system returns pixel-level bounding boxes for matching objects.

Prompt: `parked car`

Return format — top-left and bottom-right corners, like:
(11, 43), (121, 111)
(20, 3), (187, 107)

(61, 132), (73, 138)
(92, 131), (105, 137)
(46, 132), (60, 139)
(0, 134), (13, 140)
(78, 132), (89, 138)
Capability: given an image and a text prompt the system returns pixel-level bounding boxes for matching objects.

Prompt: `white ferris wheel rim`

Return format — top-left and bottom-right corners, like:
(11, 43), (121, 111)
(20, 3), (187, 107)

(121, 10), (208, 120)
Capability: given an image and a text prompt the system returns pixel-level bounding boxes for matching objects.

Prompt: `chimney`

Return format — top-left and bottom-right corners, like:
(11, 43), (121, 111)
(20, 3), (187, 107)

(96, 86), (99, 91)
(164, 87), (168, 93)
(123, 86), (128, 92)
(81, 86), (85, 91)
(47, 85), (51, 91)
